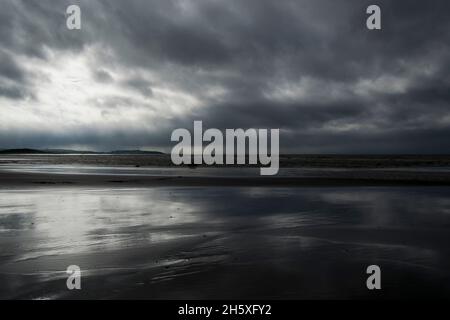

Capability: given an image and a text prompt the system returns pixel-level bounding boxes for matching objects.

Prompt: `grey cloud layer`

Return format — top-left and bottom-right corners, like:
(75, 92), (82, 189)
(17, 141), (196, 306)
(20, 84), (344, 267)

(1, 0), (450, 152)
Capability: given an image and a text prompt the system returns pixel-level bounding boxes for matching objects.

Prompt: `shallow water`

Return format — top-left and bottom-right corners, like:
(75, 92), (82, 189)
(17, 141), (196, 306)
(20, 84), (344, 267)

(2, 162), (450, 179)
(2, 153), (450, 178)
(0, 186), (450, 299)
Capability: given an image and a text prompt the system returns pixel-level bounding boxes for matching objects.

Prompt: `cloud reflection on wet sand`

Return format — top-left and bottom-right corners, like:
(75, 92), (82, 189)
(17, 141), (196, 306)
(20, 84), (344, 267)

(1, 186), (450, 299)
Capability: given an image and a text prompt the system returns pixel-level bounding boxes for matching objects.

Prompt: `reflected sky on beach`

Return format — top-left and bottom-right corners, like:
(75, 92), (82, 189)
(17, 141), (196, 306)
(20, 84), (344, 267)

(1, 186), (450, 299)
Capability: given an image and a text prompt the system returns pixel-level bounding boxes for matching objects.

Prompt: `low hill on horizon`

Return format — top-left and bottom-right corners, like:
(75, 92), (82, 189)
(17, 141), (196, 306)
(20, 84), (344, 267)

(0, 148), (164, 155)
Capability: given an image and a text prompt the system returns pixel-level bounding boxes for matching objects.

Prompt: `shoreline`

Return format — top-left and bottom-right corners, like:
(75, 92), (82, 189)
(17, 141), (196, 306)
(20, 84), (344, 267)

(3, 154), (450, 168)
(1, 169), (450, 188)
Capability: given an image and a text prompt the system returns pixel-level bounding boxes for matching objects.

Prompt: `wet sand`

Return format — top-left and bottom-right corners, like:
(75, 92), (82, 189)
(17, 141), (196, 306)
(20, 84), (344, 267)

(1, 168), (450, 189)
(1, 156), (450, 299)
(1, 185), (450, 299)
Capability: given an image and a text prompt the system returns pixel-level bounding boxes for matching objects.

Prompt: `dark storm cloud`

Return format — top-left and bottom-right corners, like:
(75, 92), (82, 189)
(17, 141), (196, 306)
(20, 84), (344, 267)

(0, 125), (173, 151)
(0, 1), (89, 59)
(0, 51), (26, 83)
(0, 50), (34, 99)
(189, 99), (367, 131)
(1, 0), (450, 152)
(0, 85), (32, 100)
(122, 77), (154, 97)
(93, 69), (114, 83)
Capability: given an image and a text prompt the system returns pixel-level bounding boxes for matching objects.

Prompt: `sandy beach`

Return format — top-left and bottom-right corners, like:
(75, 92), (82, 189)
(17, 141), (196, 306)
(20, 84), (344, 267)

(0, 155), (450, 299)
(1, 165), (450, 189)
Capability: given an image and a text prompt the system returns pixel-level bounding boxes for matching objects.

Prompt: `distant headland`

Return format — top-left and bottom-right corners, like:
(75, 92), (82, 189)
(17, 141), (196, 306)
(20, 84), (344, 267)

(0, 148), (164, 155)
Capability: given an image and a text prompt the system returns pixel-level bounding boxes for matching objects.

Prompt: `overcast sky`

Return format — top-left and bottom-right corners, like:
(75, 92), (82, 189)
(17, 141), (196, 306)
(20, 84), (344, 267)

(0, 0), (449, 153)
